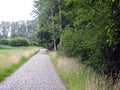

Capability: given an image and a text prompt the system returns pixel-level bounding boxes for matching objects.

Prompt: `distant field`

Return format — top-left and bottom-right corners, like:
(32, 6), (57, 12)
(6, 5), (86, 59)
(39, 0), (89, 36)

(0, 46), (40, 68)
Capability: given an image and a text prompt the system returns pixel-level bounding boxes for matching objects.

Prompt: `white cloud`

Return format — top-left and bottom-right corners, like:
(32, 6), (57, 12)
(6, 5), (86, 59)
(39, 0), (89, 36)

(0, 0), (34, 22)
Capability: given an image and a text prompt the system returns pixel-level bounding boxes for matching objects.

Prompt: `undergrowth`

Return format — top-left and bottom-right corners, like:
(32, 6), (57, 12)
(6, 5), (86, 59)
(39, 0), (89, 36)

(49, 51), (120, 90)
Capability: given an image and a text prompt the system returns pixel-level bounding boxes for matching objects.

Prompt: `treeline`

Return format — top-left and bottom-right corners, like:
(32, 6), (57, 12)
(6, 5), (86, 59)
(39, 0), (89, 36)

(0, 20), (37, 41)
(34, 0), (120, 79)
(0, 20), (38, 46)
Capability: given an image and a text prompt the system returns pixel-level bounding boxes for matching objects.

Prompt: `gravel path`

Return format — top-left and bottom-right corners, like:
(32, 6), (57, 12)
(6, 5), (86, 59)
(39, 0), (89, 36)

(0, 49), (67, 90)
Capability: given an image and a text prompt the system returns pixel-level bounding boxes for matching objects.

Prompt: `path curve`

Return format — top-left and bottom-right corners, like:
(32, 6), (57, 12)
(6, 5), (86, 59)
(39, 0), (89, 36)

(0, 49), (67, 90)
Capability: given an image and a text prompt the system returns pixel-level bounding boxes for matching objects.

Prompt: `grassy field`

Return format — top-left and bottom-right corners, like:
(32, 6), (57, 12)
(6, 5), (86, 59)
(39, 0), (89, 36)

(0, 46), (40, 82)
(49, 51), (120, 90)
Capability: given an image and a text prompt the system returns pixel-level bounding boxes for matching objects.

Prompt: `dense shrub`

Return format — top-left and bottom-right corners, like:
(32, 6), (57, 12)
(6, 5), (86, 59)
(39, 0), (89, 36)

(62, 0), (120, 79)
(30, 41), (38, 46)
(0, 39), (10, 45)
(37, 30), (53, 50)
(10, 37), (29, 46)
(62, 27), (93, 61)
(62, 29), (80, 57)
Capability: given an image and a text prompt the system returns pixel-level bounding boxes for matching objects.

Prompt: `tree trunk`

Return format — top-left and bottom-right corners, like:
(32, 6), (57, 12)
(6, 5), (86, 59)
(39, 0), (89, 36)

(59, 4), (62, 49)
(54, 39), (56, 51)
(51, 7), (56, 51)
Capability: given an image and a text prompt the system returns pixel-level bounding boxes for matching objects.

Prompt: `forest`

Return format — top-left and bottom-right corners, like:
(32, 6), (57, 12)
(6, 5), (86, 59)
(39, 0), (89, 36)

(34, 0), (120, 81)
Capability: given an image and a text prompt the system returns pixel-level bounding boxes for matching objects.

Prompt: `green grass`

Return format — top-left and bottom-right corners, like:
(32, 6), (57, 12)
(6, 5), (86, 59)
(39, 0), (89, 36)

(0, 49), (16, 54)
(49, 51), (118, 90)
(0, 45), (13, 50)
(0, 50), (39, 82)
(58, 67), (113, 90)
(49, 51), (58, 66)
(0, 46), (38, 54)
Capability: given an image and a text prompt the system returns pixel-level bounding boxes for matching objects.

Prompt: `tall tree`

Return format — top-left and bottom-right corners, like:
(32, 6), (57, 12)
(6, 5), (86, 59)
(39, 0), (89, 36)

(34, 0), (62, 50)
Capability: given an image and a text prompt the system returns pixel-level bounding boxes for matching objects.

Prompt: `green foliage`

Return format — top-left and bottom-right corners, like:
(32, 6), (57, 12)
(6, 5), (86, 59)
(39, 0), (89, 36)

(0, 39), (10, 45)
(34, 0), (120, 79)
(0, 45), (12, 49)
(34, 0), (64, 50)
(61, 0), (120, 78)
(10, 37), (29, 47)
(30, 41), (38, 46)
(62, 28), (81, 57)
(0, 20), (37, 44)
(37, 30), (53, 49)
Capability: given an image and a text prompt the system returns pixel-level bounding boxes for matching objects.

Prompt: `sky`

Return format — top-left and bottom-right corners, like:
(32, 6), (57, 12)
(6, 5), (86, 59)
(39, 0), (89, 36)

(0, 0), (34, 22)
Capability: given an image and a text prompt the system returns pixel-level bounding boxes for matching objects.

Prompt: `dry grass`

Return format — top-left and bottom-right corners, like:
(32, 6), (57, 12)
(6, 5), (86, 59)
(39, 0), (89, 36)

(114, 79), (120, 90)
(49, 51), (57, 59)
(0, 47), (40, 68)
(57, 56), (80, 73)
(50, 51), (120, 90)
(9, 48), (38, 63)
(0, 47), (40, 82)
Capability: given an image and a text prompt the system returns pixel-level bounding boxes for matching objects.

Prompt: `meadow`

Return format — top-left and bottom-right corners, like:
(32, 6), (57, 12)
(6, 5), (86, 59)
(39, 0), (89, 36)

(0, 46), (40, 82)
(49, 51), (120, 90)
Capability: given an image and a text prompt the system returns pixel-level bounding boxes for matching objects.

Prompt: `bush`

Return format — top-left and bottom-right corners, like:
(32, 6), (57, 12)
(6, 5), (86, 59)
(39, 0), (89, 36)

(37, 30), (53, 50)
(0, 39), (10, 45)
(62, 28), (90, 61)
(30, 41), (38, 46)
(10, 37), (29, 47)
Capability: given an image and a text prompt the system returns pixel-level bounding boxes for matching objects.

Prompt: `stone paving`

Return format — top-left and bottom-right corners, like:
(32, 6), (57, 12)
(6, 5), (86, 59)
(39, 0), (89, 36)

(0, 49), (67, 90)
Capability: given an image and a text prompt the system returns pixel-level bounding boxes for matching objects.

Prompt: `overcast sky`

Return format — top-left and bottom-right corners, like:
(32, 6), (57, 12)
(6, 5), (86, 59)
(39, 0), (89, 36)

(0, 0), (34, 22)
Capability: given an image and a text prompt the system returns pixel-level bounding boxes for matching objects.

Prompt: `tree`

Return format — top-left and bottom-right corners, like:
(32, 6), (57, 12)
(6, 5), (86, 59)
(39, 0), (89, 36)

(0, 22), (11, 38)
(37, 30), (53, 49)
(34, 0), (64, 50)
(10, 20), (37, 41)
(61, 0), (120, 78)
(34, 0), (120, 79)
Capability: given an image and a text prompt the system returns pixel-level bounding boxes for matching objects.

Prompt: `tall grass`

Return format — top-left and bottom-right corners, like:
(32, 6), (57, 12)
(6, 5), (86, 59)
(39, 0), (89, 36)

(0, 45), (13, 49)
(0, 47), (40, 82)
(49, 51), (120, 90)
(0, 47), (39, 67)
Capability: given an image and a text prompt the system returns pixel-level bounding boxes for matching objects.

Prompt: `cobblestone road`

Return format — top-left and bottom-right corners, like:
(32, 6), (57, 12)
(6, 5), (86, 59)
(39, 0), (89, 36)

(0, 49), (67, 90)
